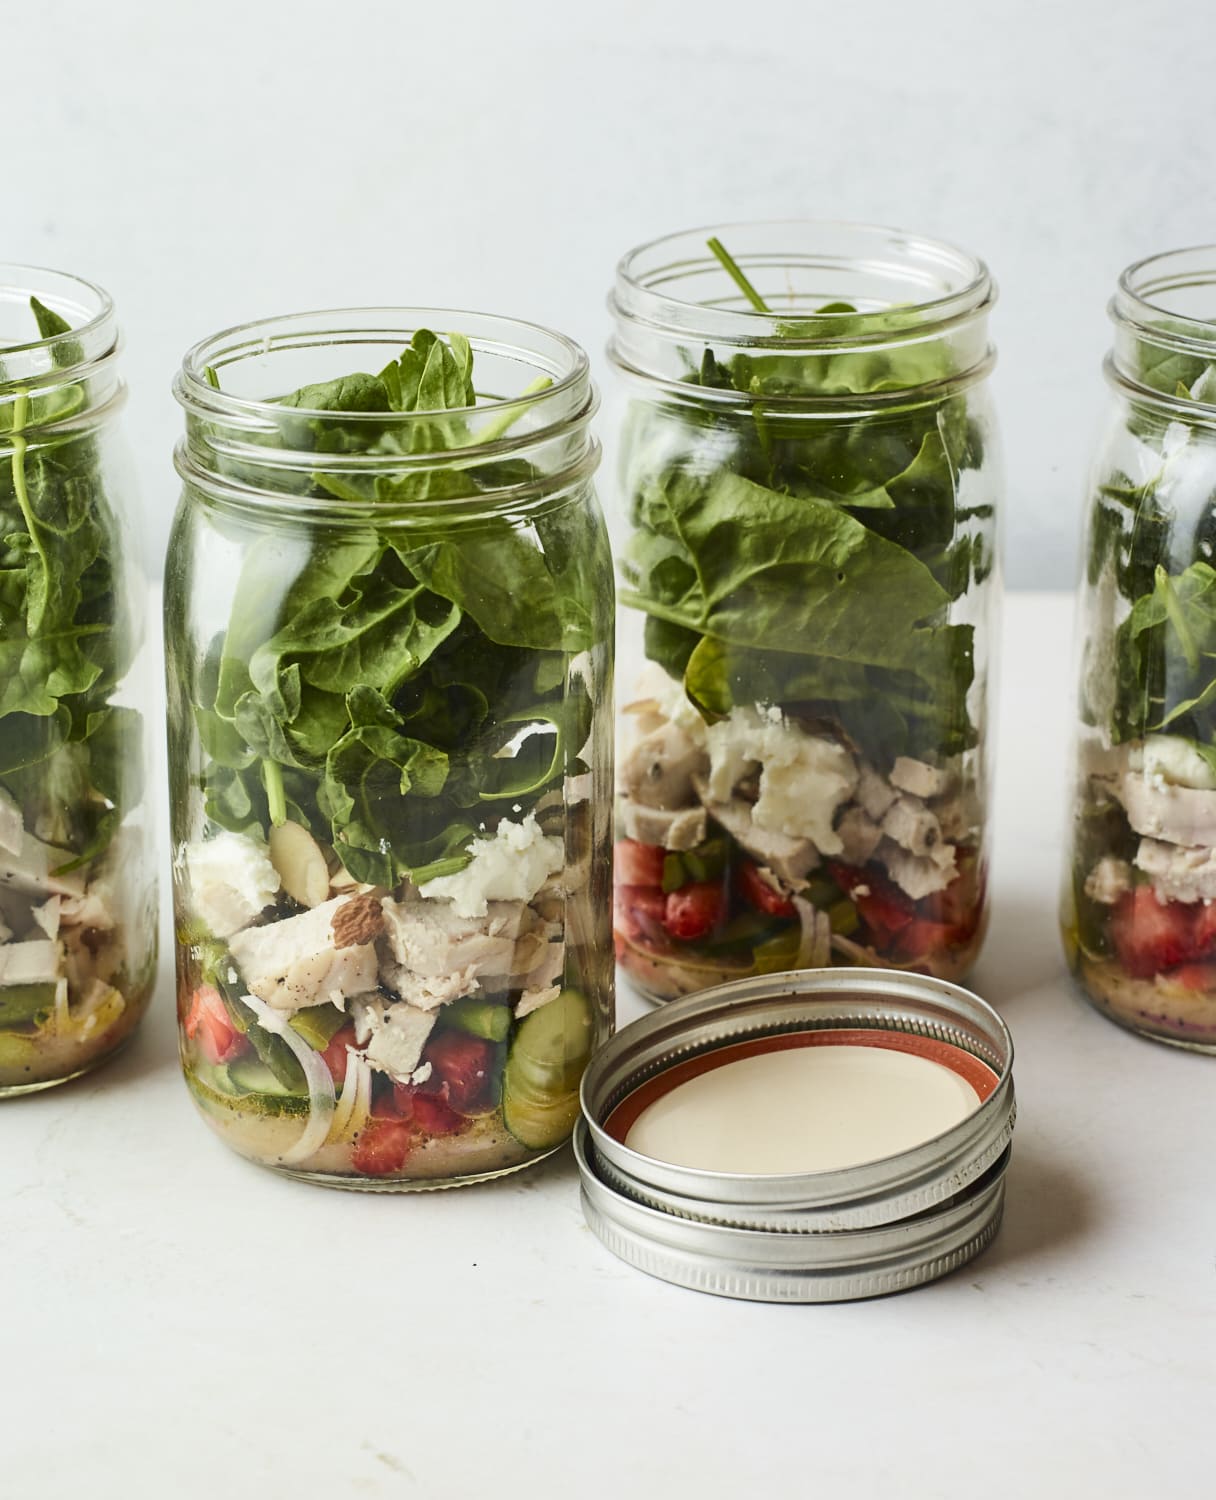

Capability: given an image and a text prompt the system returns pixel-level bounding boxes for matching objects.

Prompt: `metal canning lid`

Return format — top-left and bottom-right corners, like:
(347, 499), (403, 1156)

(576, 1125), (1011, 1303)
(579, 968), (1014, 1239)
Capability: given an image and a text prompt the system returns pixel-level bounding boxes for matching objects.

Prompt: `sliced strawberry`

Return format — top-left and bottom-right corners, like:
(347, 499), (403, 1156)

(1192, 901), (1216, 956)
(736, 861), (796, 919)
(423, 1029), (499, 1114)
(395, 1085), (467, 1137)
(614, 839), (666, 888)
(1166, 962), (1216, 992)
(319, 1023), (358, 1086)
(664, 881), (726, 941)
(1111, 886), (1197, 978)
(351, 1119), (412, 1176)
(895, 918), (964, 961)
(183, 984), (245, 1066)
(614, 884), (669, 945)
(920, 851), (983, 930)
(827, 862), (915, 942)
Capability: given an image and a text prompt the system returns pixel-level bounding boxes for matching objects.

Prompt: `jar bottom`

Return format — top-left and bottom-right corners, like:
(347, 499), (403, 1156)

(617, 935), (984, 1006)
(276, 1147), (562, 1193)
(1072, 955), (1216, 1054)
(0, 992), (151, 1097)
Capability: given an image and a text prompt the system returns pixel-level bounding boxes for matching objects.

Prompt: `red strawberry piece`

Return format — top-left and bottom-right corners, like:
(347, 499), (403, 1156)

(183, 984), (245, 1066)
(663, 881), (726, 941)
(319, 1023), (358, 1086)
(351, 1119), (412, 1176)
(736, 861), (796, 919)
(1111, 887), (1197, 978)
(1166, 962), (1216, 992)
(614, 884), (669, 945)
(395, 1086), (467, 1137)
(423, 1029), (498, 1114)
(828, 862), (915, 942)
(614, 839), (667, 888)
(1192, 901), (1216, 956)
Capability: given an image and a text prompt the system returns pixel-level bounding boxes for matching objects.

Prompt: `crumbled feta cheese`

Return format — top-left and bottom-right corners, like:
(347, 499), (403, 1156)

(1085, 856), (1133, 905)
(418, 814), (563, 919)
(1141, 735), (1216, 791)
(889, 757), (952, 800)
(185, 831), (281, 939)
(410, 1061), (433, 1086)
(702, 707), (858, 854)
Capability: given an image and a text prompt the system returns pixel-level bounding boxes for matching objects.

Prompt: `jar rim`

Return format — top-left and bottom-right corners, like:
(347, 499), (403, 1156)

(611, 219), (994, 349)
(0, 263), (117, 389)
(1115, 243), (1216, 348)
(176, 305), (591, 441)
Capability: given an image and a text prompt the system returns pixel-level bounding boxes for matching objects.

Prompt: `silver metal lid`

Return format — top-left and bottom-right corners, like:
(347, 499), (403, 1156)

(576, 969), (1016, 1300)
(582, 968), (1015, 1230)
(577, 1124), (1010, 1303)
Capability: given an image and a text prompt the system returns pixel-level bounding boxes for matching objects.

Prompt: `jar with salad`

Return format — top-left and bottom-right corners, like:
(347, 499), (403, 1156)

(166, 309), (613, 1184)
(0, 266), (156, 1094)
(1065, 245), (1216, 1051)
(608, 222), (1002, 1001)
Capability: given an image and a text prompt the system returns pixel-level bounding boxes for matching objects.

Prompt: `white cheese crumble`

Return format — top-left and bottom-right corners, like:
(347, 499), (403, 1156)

(185, 831), (281, 939)
(703, 707), (858, 854)
(418, 814), (563, 919)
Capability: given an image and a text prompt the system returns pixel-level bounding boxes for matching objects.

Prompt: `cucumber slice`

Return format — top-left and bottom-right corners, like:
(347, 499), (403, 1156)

(0, 983), (58, 1030)
(288, 1004), (348, 1051)
(440, 996), (512, 1043)
(502, 1083), (581, 1151)
(228, 1053), (307, 1100)
(506, 988), (593, 1100)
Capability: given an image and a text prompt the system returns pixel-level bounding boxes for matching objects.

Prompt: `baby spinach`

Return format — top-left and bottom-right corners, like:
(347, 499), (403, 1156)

(0, 297), (135, 863)
(620, 238), (987, 762)
(190, 331), (596, 884)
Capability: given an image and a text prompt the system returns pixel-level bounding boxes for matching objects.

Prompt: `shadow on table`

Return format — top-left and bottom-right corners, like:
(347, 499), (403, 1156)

(977, 1138), (1097, 1277)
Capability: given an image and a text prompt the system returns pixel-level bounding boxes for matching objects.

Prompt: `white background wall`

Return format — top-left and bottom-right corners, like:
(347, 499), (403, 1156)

(4, 0), (1214, 586)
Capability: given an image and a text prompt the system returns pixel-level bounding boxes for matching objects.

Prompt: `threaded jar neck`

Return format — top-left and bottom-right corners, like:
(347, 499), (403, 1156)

(609, 220), (996, 409)
(174, 307), (599, 520)
(1110, 246), (1216, 420)
(0, 264), (124, 446)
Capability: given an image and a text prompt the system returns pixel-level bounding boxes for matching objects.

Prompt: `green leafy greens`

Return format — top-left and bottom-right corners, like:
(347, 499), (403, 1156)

(0, 297), (137, 862)
(619, 238), (990, 761)
(178, 331), (601, 885)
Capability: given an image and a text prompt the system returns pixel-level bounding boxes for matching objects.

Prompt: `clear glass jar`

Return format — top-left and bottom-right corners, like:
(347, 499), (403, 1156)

(166, 308), (613, 1186)
(609, 222), (1002, 1002)
(0, 265), (157, 1094)
(1065, 246), (1216, 1051)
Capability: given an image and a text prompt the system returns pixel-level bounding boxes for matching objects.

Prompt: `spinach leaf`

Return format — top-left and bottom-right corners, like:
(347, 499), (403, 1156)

(0, 298), (137, 867)
(619, 236), (989, 766)
(190, 330), (595, 883)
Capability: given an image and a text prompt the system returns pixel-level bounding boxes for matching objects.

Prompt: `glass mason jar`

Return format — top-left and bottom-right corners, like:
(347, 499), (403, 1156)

(166, 309), (613, 1186)
(1065, 246), (1216, 1051)
(609, 222), (1001, 1002)
(0, 265), (157, 1094)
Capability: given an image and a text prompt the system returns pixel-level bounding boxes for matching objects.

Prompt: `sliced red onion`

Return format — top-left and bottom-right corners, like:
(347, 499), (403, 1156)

(241, 992), (335, 1166)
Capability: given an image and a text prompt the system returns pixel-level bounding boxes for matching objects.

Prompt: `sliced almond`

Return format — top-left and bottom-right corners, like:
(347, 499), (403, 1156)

(269, 821), (330, 909)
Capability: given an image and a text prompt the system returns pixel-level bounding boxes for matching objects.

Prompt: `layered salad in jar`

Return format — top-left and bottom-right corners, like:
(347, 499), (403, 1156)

(1068, 348), (1216, 1046)
(1, 295), (153, 1092)
(614, 240), (995, 999)
(171, 328), (608, 1182)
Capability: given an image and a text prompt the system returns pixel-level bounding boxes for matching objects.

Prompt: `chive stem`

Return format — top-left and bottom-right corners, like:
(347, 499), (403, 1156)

(707, 236), (771, 314)
(471, 374), (553, 447)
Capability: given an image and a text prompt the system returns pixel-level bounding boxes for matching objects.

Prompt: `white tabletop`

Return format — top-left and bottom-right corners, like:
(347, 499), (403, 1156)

(5, 591), (1213, 1499)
